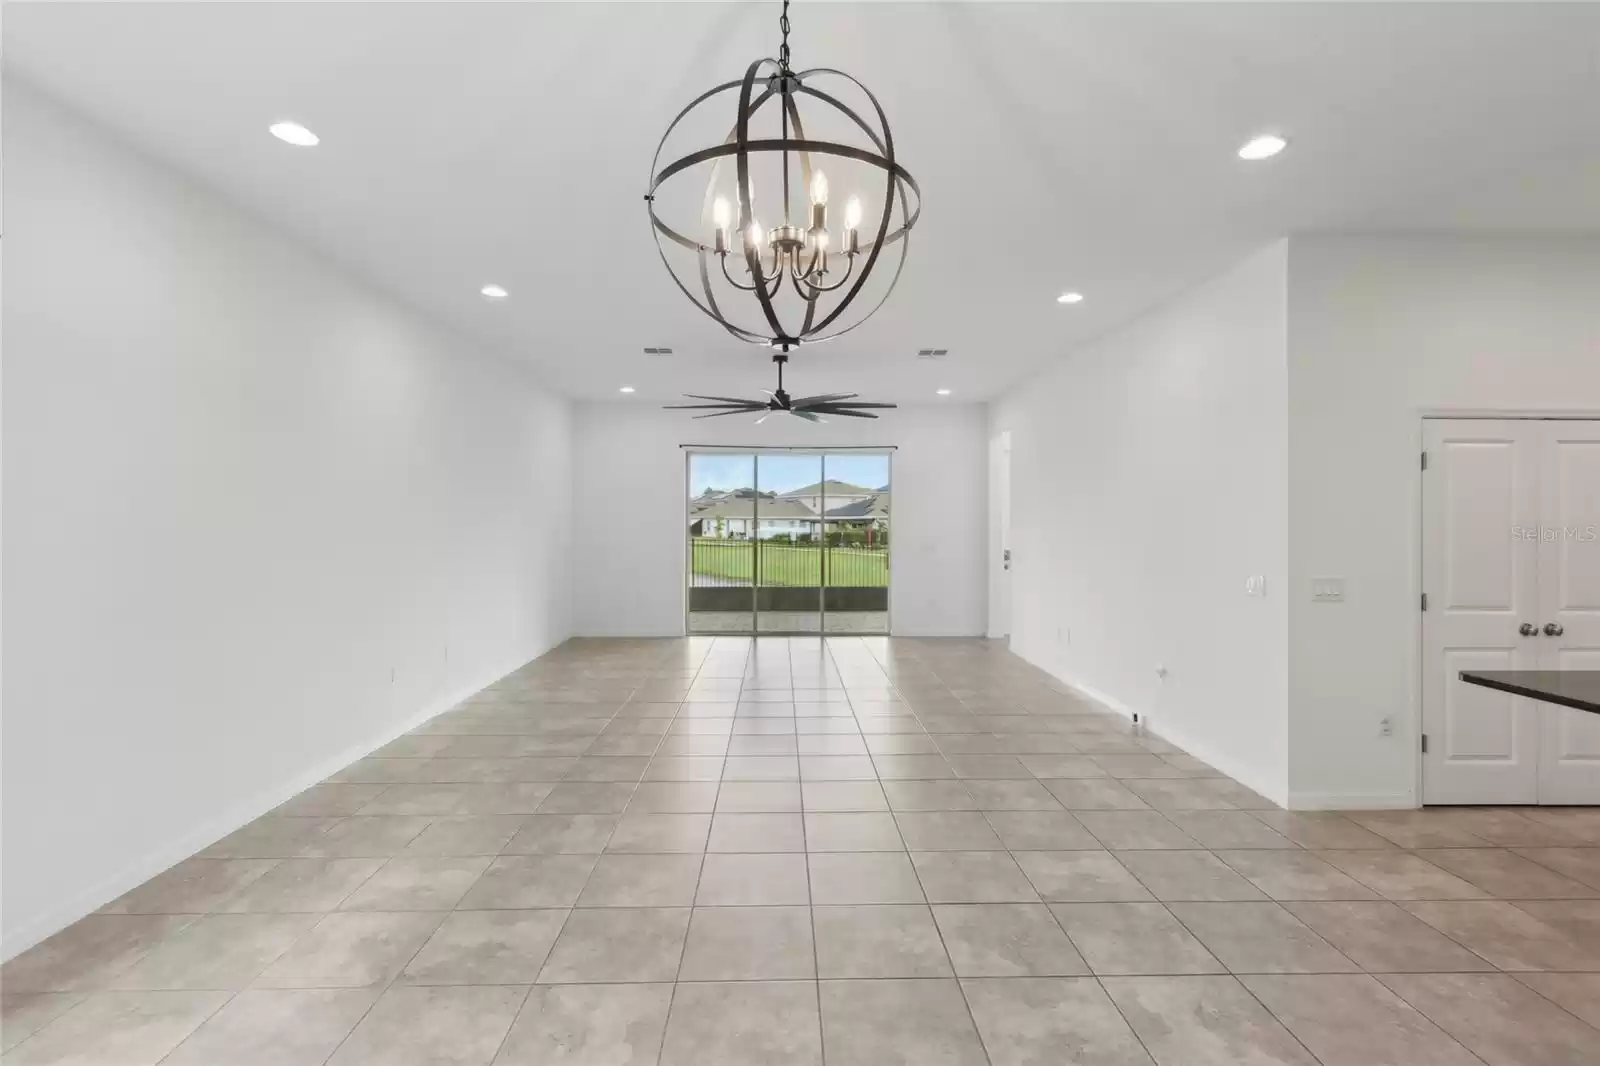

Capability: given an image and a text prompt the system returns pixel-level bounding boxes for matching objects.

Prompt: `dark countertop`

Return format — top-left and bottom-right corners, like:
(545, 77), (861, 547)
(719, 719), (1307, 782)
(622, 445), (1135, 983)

(1459, 671), (1600, 715)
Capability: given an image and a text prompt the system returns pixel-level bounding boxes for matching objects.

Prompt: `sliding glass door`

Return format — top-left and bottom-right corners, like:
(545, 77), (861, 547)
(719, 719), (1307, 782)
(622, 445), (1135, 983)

(686, 450), (889, 635)
(821, 452), (890, 633)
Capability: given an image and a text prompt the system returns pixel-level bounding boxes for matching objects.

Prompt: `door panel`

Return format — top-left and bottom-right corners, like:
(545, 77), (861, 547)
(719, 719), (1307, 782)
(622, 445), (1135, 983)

(1537, 422), (1600, 804)
(821, 453), (890, 635)
(988, 431), (1011, 639)
(687, 453), (757, 635)
(1422, 420), (1542, 804)
(754, 453), (823, 634)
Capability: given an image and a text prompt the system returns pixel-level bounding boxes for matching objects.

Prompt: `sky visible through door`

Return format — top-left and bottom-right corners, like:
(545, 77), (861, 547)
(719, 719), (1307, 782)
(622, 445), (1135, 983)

(690, 453), (889, 496)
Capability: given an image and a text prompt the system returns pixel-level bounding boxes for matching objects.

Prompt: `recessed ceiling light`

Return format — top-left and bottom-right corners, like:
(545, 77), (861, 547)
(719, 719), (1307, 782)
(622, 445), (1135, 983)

(936, 388), (952, 396)
(1057, 292), (1084, 305)
(268, 121), (319, 147)
(480, 284), (509, 301)
(1238, 133), (1288, 161)
(619, 386), (636, 394)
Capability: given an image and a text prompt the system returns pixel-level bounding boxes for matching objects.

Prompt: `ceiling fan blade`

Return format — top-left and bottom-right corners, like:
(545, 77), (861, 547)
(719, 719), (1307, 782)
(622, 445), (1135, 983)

(789, 393), (858, 406)
(663, 402), (765, 410)
(755, 412), (771, 424)
(693, 409), (759, 419)
(791, 410), (826, 423)
(683, 393), (765, 404)
(807, 407), (877, 419)
(808, 401), (898, 409)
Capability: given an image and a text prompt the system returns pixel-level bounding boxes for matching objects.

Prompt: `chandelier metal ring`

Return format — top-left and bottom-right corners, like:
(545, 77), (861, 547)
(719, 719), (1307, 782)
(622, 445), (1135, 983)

(646, 36), (921, 350)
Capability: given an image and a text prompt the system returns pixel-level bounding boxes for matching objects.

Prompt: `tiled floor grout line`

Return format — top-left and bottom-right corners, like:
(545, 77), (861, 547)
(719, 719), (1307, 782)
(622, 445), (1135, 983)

(1353, 979), (1494, 1066)
(1152, 897), (1341, 1066)
(301, 898), (465, 1066)
(1499, 970), (1600, 1035)
(142, 978), (240, 1066)
(138, 816), (429, 1066)
(1086, 970), (1164, 1066)
(906, 807), (997, 1066)
(656, 639), (742, 1061)
(806, 640), (829, 1066)
(481, 984), (538, 1066)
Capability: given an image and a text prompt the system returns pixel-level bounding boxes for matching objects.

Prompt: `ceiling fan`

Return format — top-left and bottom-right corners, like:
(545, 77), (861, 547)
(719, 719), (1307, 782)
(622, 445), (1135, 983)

(664, 354), (897, 422)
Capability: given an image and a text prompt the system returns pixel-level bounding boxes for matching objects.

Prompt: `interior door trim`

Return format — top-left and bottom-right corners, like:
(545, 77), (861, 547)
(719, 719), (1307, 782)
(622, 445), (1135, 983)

(1417, 411), (1600, 806)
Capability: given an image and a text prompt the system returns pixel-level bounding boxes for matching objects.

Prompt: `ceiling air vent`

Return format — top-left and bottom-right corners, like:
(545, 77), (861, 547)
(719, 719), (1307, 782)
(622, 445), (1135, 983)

(916, 348), (949, 359)
(643, 346), (675, 356)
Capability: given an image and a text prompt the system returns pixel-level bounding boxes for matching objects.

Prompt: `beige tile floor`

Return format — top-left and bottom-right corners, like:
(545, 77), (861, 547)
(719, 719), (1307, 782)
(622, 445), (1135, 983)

(5, 636), (1600, 1065)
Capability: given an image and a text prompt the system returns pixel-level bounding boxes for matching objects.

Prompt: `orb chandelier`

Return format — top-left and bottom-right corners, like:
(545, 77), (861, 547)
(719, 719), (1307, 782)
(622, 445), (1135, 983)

(646, 0), (921, 351)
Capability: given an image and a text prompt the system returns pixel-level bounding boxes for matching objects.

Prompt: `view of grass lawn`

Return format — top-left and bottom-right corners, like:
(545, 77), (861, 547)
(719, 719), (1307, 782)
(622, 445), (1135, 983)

(691, 538), (888, 587)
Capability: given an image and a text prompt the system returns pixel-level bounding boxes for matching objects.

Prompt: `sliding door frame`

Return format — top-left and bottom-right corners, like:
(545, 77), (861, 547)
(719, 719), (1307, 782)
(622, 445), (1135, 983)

(684, 446), (894, 637)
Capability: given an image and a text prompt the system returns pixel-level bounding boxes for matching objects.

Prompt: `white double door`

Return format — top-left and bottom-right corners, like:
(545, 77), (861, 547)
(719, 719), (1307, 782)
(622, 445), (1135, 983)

(1422, 418), (1600, 805)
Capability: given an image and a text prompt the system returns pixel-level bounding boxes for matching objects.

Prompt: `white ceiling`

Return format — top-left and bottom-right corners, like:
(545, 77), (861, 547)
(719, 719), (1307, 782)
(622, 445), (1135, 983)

(9, 1), (1599, 402)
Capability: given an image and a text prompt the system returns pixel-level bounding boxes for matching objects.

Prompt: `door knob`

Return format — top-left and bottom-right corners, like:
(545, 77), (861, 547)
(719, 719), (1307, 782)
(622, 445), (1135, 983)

(1544, 622), (1565, 637)
(1519, 623), (1537, 636)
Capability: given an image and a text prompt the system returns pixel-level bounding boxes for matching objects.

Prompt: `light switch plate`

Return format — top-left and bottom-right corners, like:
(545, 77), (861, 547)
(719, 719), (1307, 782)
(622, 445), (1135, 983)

(1311, 577), (1345, 602)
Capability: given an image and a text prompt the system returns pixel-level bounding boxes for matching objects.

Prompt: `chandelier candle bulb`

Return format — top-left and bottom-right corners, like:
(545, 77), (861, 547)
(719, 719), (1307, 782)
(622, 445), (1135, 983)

(809, 169), (829, 232)
(712, 198), (731, 254)
(844, 197), (862, 254)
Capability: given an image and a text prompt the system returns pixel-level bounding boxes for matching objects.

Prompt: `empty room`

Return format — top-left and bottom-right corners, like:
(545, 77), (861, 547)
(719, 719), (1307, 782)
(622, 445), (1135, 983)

(3, 2), (1600, 1064)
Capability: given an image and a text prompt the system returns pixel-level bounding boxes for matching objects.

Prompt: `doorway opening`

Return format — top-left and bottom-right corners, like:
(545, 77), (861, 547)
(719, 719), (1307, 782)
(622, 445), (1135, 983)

(686, 450), (891, 635)
(988, 429), (1011, 640)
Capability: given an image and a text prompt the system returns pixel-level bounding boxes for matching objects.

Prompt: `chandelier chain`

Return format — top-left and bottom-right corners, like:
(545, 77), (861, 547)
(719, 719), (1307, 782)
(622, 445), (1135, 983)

(778, 0), (792, 73)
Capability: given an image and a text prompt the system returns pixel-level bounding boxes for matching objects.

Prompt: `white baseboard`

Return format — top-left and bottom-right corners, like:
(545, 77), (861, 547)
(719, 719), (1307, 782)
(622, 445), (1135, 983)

(0, 643), (557, 963)
(1288, 790), (1417, 811)
(1008, 647), (1290, 809)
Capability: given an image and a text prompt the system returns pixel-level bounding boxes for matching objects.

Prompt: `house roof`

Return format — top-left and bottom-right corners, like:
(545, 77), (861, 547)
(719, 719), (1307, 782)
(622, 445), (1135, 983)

(695, 487), (773, 501)
(825, 493), (890, 518)
(691, 496), (818, 521)
(777, 479), (874, 499)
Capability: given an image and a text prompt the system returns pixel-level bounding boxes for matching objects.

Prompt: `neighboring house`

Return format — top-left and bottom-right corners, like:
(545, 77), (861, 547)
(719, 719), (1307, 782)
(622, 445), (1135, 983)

(825, 492), (889, 522)
(776, 479), (876, 515)
(690, 481), (890, 539)
(690, 490), (819, 539)
(825, 492), (890, 546)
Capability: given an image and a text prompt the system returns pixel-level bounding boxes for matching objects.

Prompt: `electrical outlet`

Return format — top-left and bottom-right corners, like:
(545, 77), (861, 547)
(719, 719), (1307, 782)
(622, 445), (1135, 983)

(1311, 577), (1346, 602)
(1379, 716), (1393, 737)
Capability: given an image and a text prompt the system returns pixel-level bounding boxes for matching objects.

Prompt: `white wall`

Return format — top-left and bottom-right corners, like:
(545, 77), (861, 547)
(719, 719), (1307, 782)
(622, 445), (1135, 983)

(1286, 234), (1600, 808)
(571, 403), (988, 638)
(1, 85), (572, 956)
(991, 243), (1290, 805)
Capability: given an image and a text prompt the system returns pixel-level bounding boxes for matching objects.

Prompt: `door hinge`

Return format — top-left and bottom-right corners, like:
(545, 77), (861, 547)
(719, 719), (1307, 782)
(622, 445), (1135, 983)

(1421, 450), (1428, 471)
(1421, 593), (1429, 612)
(1421, 733), (1429, 754)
